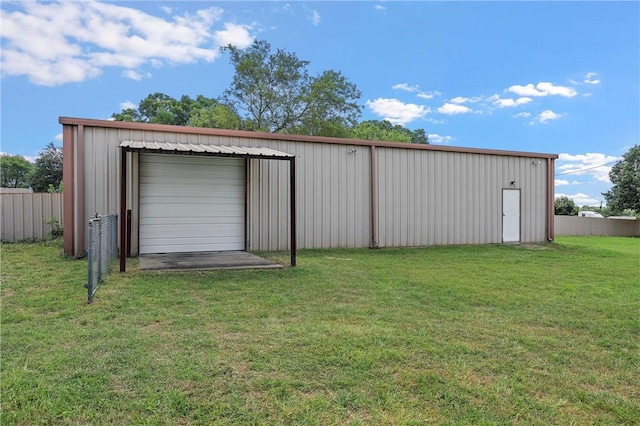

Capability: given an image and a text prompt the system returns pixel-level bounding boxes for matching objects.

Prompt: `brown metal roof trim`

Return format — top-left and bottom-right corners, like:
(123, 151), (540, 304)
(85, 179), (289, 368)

(60, 116), (558, 159)
(119, 140), (294, 158)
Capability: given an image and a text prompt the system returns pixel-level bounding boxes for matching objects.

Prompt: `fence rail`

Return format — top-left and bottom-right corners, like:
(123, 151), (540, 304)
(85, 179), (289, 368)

(1, 193), (63, 242)
(86, 214), (118, 303)
(555, 215), (640, 237)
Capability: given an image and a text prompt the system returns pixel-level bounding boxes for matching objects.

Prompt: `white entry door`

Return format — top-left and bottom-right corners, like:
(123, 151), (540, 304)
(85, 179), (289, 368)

(502, 189), (520, 243)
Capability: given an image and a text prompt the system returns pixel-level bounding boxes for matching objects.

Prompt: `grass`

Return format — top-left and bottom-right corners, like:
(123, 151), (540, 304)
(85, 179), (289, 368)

(1, 237), (639, 425)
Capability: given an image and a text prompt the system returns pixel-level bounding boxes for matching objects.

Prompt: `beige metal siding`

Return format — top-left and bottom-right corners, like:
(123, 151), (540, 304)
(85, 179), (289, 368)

(1, 193), (63, 242)
(375, 148), (548, 246)
(247, 142), (370, 250)
(555, 216), (640, 236)
(77, 124), (550, 254)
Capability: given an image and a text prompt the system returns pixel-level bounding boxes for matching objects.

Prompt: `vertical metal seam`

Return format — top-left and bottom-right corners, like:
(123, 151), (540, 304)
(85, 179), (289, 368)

(370, 145), (378, 248)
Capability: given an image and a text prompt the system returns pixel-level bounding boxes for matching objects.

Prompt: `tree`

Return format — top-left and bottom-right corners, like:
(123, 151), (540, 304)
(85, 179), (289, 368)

(348, 120), (429, 144)
(554, 196), (577, 215)
(221, 39), (362, 135)
(188, 103), (241, 130)
(111, 93), (242, 129)
(0, 154), (34, 188)
(603, 145), (640, 214)
(30, 142), (63, 192)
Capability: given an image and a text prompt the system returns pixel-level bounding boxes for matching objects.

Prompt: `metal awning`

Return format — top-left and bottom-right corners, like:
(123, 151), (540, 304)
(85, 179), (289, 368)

(119, 140), (294, 159)
(117, 140), (297, 271)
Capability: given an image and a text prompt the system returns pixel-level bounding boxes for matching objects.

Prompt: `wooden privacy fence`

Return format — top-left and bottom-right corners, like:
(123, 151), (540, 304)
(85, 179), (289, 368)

(555, 215), (640, 237)
(1, 193), (64, 242)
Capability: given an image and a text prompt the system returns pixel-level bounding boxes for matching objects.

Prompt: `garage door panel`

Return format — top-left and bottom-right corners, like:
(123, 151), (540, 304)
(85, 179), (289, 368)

(141, 217), (243, 226)
(140, 167), (243, 180)
(140, 196), (244, 206)
(141, 225), (243, 238)
(140, 205), (243, 217)
(140, 242), (242, 254)
(139, 154), (245, 254)
(140, 187), (245, 197)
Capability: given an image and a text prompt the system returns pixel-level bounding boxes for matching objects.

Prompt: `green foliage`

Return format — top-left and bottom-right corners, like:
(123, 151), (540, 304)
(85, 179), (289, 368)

(0, 154), (34, 188)
(555, 195), (578, 215)
(29, 142), (62, 192)
(603, 145), (640, 214)
(349, 120), (429, 144)
(187, 103), (241, 129)
(109, 39), (434, 142)
(222, 39), (362, 135)
(112, 93), (242, 130)
(44, 217), (63, 239)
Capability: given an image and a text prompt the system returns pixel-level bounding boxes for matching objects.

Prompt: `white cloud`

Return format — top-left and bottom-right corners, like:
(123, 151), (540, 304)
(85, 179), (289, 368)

(428, 133), (453, 144)
(450, 96), (484, 104)
(536, 82), (577, 97)
(160, 6), (172, 14)
(119, 101), (137, 111)
(122, 70), (151, 81)
(437, 103), (472, 115)
(392, 84), (440, 100)
(310, 10), (321, 26)
(450, 96), (466, 104)
(554, 179), (569, 186)
(493, 97), (532, 108)
(417, 90), (441, 99)
(584, 72), (601, 85)
(366, 98), (429, 125)
(531, 109), (563, 124)
(0, 2), (253, 86)
(508, 82), (577, 98)
(557, 152), (620, 183)
(213, 23), (254, 47)
(374, 5), (387, 11)
(392, 83), (419, 92)
(54, 133), (63, 142)
(555, 192), (602, 207)
(513, 112), (531, 118)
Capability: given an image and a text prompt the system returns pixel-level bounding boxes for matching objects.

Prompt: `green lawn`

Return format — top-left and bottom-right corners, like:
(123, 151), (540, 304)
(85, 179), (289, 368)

(2, 237), (639, 425)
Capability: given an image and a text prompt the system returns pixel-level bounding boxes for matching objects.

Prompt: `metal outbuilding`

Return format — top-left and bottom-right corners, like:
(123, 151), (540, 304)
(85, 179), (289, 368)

(60, 117), (558, 265)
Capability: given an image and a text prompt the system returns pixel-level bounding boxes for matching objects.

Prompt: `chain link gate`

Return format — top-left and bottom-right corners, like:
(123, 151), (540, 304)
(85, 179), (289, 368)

(86, 214), (118, 303)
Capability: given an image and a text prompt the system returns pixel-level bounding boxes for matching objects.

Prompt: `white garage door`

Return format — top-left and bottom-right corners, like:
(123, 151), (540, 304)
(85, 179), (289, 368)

(139, 154), (245, 254)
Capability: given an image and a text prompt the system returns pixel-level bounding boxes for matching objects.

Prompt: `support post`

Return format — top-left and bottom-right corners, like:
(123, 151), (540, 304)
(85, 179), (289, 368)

(119, 149), (127, 272)
(290, 157), (297, 267)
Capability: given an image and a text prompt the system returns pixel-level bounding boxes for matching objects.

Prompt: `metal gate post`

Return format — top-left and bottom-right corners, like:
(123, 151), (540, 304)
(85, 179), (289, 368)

(86, 220), (94, 303)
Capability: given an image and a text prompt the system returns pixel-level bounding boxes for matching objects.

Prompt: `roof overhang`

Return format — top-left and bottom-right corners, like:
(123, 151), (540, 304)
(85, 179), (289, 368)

(117, 140), (297, 271)
(119, 140), (294, 160)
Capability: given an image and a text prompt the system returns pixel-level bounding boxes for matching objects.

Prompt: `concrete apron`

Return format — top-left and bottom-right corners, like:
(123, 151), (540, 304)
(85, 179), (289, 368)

(139, 251), (283, 271)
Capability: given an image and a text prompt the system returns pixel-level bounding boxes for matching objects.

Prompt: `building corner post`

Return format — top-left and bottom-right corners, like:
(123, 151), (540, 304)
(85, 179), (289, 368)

(290, 156), (297, 267)
(120, 148), (127, 272)
(62, 124), (75, 256)
(547, 157), (555, 242)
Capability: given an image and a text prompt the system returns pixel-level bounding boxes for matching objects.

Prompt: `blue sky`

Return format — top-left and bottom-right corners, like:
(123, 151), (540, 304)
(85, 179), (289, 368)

(1, 1), (638, 206)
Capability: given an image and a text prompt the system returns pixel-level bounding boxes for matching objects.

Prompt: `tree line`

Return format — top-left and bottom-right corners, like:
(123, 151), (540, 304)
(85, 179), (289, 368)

(554, 145), (640, 217)
(111, 40), (428, 144)
(1, 142), (62, 192)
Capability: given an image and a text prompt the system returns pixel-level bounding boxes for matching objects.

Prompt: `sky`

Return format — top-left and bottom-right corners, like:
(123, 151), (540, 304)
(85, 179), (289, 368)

(1, 1), (638, 207)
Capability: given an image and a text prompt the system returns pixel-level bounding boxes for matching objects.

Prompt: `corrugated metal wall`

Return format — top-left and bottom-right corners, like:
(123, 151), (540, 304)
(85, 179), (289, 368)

(1, 193), (63, 242)
(75, 125), (549, 254)
(376, 148), (548, 246)
(555, 216), (640, 237)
